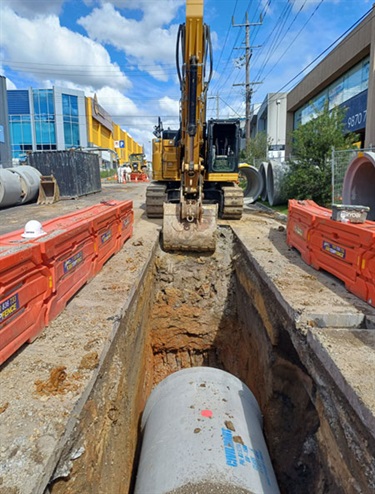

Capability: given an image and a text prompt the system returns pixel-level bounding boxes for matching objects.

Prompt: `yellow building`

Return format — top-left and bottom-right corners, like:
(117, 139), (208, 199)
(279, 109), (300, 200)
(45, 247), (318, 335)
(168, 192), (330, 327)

(85, 94), (143, 166)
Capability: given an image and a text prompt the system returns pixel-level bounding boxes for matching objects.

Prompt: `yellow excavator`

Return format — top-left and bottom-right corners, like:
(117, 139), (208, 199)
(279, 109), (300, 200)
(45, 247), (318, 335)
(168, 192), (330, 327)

(146, 0), (244, 251)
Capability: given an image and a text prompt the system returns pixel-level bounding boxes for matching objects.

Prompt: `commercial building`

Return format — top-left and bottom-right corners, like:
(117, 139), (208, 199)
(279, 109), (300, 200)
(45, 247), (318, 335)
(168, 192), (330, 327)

(250, 93), (287, 161)
(7, 86), (88, 161)
(5, 85), (142, 167)
(0, 76), (12, 167)
(286, 5), (375, 155)
(86, 95), (143, 167)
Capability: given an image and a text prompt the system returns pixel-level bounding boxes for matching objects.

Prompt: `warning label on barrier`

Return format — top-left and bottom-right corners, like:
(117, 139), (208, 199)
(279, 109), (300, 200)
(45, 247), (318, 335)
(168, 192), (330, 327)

(0, 294), (20, 324)
(322, 241), (346, 259)
(294, 225), (304, 237)
(63, 251), (84, 274)
(101, 230), (112, 244)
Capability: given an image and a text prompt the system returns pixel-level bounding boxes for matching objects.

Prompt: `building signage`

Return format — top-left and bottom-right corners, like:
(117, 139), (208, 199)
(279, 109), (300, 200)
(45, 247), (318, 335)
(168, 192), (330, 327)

(341, 89), (367, 133)
(0, 125), (4, 143)
(114, 140), (125, 148)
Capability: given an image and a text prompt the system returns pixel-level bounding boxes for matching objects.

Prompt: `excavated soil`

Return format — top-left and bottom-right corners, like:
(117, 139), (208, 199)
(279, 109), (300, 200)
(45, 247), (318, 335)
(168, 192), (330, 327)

(48, 228), (349, 494)
(1, 186), (374, 494)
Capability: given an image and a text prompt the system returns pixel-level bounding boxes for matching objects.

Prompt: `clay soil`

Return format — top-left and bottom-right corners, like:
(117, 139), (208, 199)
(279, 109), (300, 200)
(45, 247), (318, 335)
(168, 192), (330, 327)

(0, 184), (375, 494)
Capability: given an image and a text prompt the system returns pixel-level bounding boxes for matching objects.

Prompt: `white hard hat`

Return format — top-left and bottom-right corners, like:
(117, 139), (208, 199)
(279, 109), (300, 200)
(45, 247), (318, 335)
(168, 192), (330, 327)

(21, 220), (47, 238)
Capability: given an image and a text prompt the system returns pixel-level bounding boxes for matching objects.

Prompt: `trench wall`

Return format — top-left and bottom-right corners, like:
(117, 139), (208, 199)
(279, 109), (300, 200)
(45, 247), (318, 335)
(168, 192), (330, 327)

(47, 227), (374, 494)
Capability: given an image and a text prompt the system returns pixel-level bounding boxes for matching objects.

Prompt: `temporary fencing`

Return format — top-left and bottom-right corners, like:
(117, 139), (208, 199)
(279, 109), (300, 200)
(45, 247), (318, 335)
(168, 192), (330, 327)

(287, 199), (375, 307)
(0, 200), (133, 365)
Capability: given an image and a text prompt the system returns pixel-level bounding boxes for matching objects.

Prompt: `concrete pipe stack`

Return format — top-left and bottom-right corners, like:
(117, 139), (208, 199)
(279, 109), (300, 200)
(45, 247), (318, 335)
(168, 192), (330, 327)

(135, 367), (280, 494)
(258, 161), (270, 202)
(0, 166), (41, 208)
(240, 165), (264, 204)
(342, 151), (375, 221)
(266, 160), (289, 207)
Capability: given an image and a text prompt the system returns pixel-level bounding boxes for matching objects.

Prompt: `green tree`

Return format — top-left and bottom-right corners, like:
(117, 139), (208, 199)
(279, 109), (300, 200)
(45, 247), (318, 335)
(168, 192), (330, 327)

(240, 131), (271, 165)
(284, 102), (358, 206)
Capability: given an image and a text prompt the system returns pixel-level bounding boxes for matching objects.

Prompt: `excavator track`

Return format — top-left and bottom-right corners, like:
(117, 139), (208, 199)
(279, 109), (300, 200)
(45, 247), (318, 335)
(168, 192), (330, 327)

(146, 184), (167, 218)
(221, 185), (244, 220)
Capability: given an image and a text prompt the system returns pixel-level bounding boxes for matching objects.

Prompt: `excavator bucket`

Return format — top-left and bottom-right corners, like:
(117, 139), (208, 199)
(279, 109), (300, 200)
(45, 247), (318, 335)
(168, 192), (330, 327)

(162, 203), (218, 252)
(37, 176), (60, 205)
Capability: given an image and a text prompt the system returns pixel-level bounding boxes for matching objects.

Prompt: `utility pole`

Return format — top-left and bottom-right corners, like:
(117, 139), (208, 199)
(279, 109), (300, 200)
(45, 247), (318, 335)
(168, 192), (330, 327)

(232, 12), (262, 146)
(208, 94), (220, 118)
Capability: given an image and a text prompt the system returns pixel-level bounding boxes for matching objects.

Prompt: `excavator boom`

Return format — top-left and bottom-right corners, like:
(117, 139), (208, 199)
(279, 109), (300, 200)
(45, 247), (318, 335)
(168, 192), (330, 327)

(162, 0), (218, 252)
(147, 0), (244, 251)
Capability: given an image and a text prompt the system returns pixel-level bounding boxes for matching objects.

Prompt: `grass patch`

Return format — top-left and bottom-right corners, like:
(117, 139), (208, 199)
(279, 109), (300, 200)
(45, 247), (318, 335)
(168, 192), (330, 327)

(258, 201), (288, 216)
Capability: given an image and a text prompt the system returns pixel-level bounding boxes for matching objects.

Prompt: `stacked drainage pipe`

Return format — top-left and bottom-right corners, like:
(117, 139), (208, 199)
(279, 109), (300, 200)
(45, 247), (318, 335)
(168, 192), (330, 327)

(343, 151), (375, 221)
(258, 162), (269, 202)
(0, 166), (41, 208)
(239, 164), (264, 204)
(135, 367), (280, 494)
(266, 161), (289, 207)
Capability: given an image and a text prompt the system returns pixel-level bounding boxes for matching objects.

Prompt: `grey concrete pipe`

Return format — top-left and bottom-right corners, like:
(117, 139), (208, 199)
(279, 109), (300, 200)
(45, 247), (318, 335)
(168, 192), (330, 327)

(239, 165), (264, 204)
(342, 151), (375, 221)
(0, 168), (23, 208)
(266, 160), (289, 207)
(135, 367), (280, 494)
(10, 166), (41, 204)
(258, 161), (269, 202)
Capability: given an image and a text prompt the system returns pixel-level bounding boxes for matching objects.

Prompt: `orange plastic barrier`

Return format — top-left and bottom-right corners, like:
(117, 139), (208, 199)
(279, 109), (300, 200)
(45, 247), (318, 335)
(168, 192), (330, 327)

(36, 221), (96, 323)
(0, 244), (50, 365)
(0, 200), (134, 364)
(359, 248), (375, 307)
(130, 172), (149, 182)
(287, 200), (330, 264)
(91, 206), (119, 274)
(309, 227), (369, 301)
(287, 199), (375, 308)
(116, 200), (134, 250)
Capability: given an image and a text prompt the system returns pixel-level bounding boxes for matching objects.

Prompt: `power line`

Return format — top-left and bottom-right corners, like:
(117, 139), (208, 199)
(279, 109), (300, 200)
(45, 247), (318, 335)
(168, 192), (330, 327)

(274, 6), (374, 94)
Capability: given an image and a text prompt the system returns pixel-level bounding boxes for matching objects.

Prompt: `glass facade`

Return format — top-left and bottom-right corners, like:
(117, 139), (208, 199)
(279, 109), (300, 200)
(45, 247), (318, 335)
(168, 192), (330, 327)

(33, 89), (56, 151)
(9, 114), (32, 159)
(62, 93), (80, 148)
(7, 91), (33, 159)
(7, 87), (86, 160)
(294, 56), (370, 128)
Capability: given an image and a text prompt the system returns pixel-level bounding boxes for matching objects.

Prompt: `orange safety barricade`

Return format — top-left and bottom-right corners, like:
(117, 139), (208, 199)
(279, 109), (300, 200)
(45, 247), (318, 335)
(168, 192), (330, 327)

(116, 200), (134, 250)
(0, 201), (134, 348)
(287, 200), (375, 307)
(91, 205), (119, 274)
(309, 226), (369, 302)
(34, 222), (96, 323)
(0, 243), (50, 365)
(310, 217), (375, 293)
(359, 247), (375, 308)
(287, 200), (331, 264)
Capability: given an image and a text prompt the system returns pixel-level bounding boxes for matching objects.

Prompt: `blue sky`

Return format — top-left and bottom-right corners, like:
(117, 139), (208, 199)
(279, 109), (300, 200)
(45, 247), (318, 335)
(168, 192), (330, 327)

(0, 0), (373, 157)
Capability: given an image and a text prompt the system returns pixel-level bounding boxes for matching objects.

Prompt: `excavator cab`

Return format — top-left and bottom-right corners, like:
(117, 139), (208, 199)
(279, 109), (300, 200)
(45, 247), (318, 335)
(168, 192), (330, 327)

(206, 119), (241, 173)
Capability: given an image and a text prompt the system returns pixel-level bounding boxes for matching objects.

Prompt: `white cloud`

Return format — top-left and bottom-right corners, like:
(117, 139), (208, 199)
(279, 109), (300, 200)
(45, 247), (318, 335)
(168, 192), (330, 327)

(77, 2), (183, 80)
(1, 0), (65, 18)
(0, 7), (131, 91)
(158, 96), (179, 116)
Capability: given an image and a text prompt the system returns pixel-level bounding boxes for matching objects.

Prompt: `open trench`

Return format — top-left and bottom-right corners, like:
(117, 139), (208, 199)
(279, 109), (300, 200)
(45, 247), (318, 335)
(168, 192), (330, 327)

(47, 227), (371, 494)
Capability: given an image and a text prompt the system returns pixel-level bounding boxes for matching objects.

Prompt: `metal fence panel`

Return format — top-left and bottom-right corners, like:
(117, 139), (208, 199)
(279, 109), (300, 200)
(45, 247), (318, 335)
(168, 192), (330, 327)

(28, 151), (101, 198)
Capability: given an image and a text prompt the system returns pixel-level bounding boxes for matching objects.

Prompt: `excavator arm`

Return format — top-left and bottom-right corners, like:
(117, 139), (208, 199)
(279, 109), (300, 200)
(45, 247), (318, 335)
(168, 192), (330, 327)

(163, 0), (218, 251)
